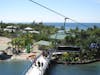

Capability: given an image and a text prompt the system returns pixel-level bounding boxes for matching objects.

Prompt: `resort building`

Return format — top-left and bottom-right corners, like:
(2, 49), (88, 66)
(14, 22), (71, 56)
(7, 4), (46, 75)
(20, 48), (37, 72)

(4, 26), (18, 32)
(23, 27), (39, 34)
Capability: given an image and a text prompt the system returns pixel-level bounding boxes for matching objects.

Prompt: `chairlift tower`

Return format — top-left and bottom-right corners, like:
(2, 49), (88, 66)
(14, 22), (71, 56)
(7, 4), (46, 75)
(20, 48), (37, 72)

(29, 0), (89, 51)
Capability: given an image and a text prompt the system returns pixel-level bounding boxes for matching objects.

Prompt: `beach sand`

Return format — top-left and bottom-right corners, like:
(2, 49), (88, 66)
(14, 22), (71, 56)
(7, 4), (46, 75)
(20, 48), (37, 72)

(0, 36), (42, 61)
(11, 51), (42, 60)
(0, 37), (11, 51)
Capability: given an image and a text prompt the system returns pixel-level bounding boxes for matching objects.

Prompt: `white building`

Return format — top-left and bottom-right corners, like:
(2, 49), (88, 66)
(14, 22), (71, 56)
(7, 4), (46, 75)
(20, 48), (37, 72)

(4, 26), (17, 32)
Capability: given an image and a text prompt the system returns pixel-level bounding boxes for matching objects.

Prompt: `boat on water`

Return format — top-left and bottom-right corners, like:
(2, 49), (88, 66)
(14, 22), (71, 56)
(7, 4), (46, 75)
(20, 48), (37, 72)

(0, 51), (12, 60)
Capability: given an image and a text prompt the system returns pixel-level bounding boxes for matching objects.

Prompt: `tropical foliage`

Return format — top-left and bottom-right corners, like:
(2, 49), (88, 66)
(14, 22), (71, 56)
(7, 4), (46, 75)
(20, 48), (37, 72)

(0, 21), (100, 60)
(61, 26), (100, 62)
(0, 21), (58, 54)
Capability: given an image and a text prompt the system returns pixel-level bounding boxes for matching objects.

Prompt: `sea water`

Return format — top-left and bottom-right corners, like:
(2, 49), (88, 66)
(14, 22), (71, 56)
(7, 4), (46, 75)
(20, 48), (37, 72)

(44, 23), (100, 30)
(47, 62), (100, 75)
(0, 60), (31, 75)
(0, 60), (100, 75)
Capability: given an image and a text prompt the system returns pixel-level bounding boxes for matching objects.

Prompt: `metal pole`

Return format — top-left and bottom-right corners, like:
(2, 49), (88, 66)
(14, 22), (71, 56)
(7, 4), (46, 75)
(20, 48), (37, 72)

(64, 18), (69, 32)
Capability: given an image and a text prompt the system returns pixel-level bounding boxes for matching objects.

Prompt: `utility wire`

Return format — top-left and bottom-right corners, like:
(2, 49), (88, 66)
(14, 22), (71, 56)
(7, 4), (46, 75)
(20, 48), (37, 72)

(29, 0), (89, 28)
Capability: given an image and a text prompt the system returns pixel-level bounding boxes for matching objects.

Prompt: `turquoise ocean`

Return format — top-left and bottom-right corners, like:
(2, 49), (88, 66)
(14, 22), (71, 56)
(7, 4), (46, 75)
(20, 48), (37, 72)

(44, 23), (100, 30)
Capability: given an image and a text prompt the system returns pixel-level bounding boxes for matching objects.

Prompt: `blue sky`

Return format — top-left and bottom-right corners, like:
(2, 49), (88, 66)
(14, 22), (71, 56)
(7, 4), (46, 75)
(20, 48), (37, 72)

(0, 0), (100, 23)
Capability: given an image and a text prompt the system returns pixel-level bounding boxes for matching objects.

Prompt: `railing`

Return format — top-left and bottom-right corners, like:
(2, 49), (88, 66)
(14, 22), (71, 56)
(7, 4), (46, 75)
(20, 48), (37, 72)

(22, 50), (54, 75)
(22, 53), (42, 75)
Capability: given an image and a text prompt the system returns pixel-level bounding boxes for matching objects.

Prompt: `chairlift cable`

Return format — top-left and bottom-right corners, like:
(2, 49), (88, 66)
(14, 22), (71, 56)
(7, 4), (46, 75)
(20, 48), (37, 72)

(29, 0), (89, 28)
(29, 0), (67, 18)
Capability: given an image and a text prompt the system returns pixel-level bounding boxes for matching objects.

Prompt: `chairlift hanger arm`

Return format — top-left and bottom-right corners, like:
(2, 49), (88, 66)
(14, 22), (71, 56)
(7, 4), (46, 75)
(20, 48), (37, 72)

(29, 0), (89, 28)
